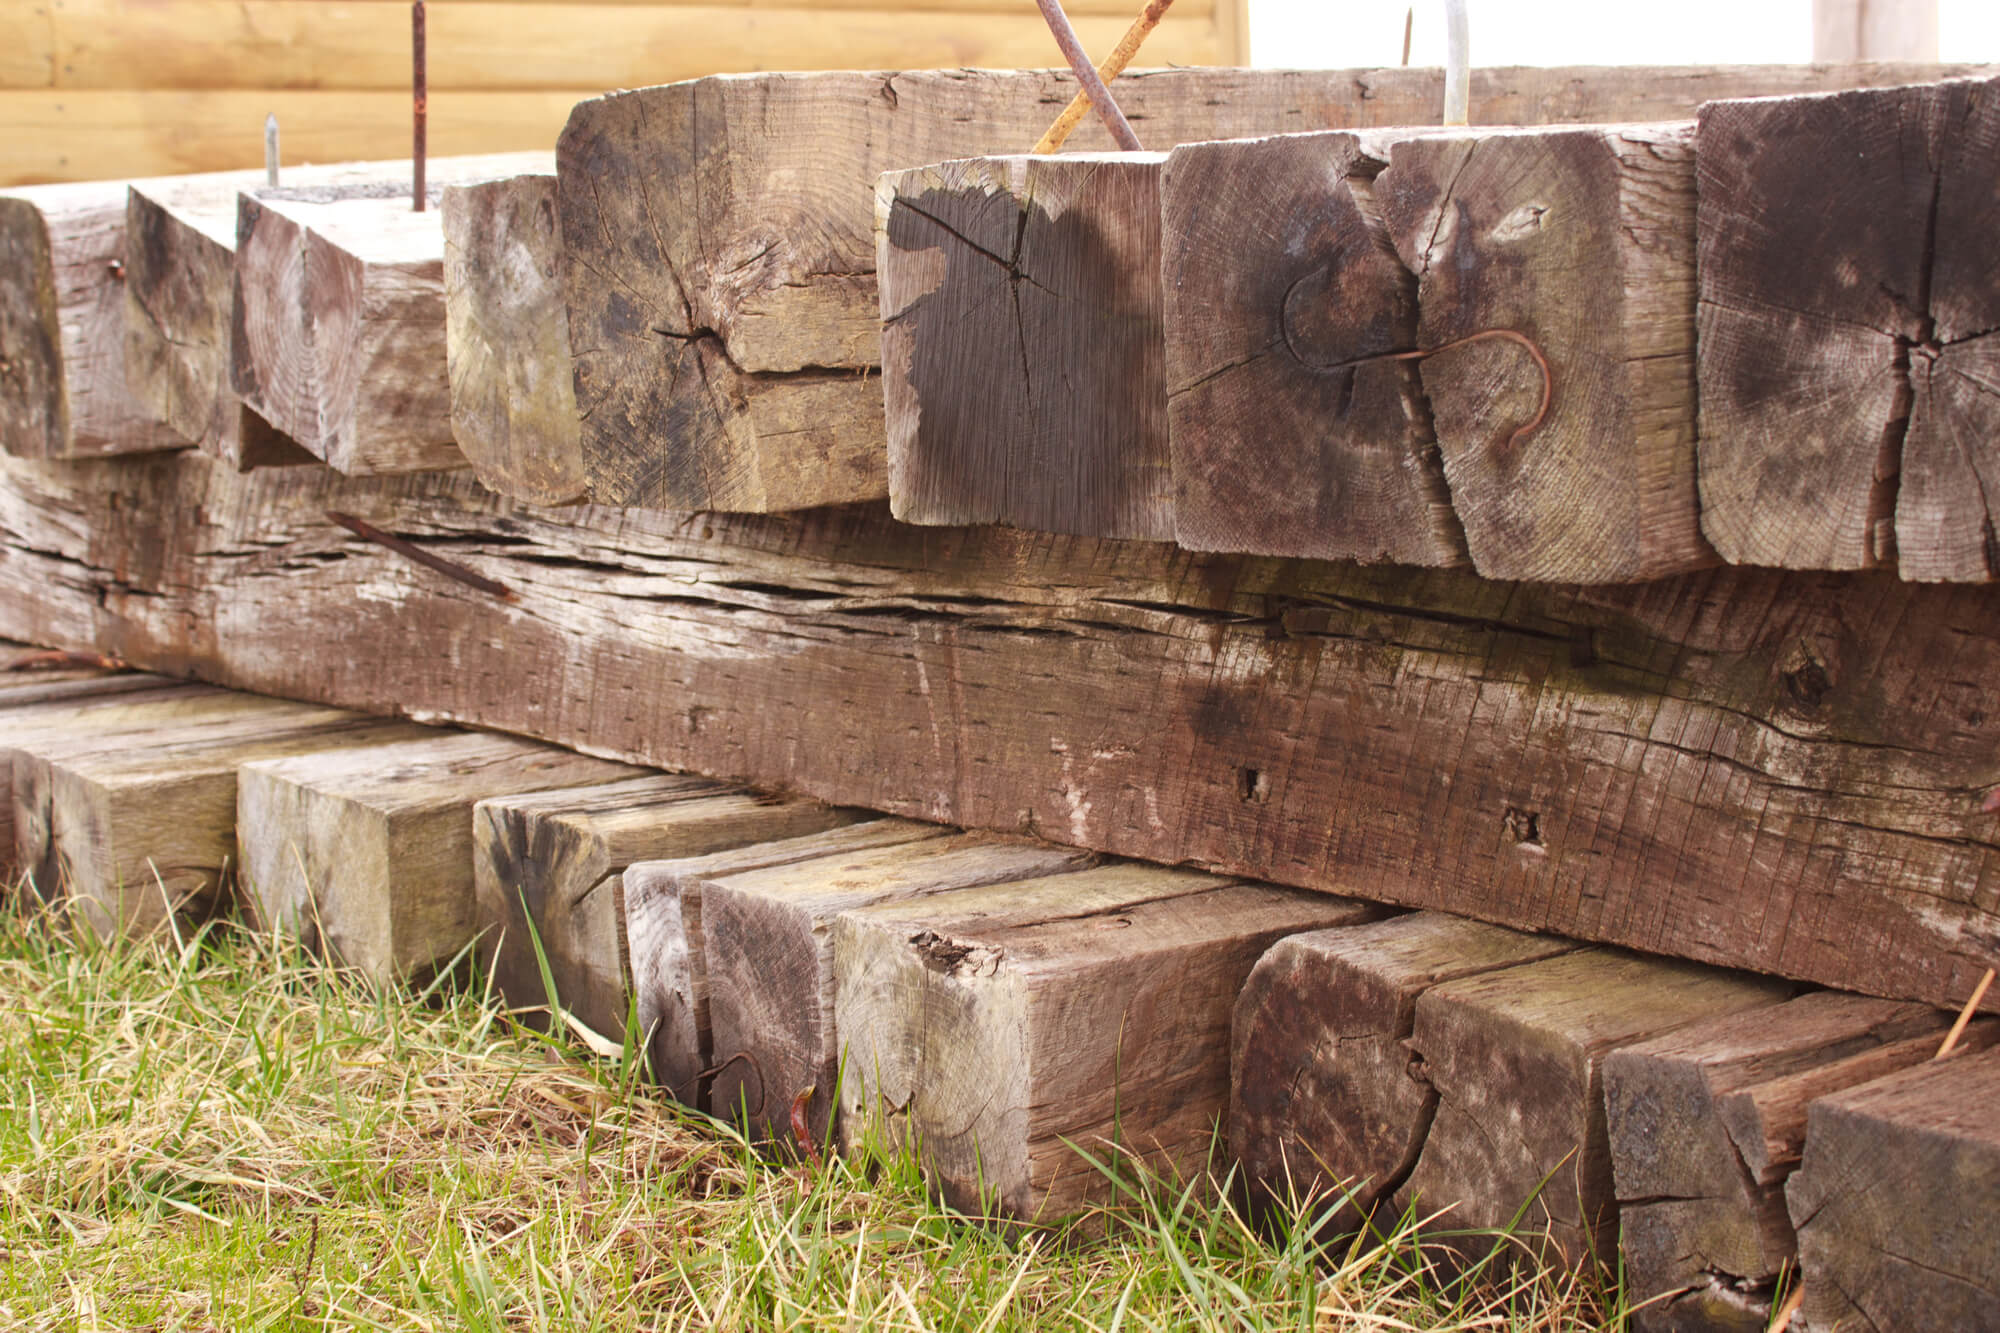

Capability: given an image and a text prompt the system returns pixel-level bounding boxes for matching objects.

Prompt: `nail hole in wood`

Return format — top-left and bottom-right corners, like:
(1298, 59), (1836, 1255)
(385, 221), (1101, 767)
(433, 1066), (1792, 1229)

(1238, 767), (1270, 804)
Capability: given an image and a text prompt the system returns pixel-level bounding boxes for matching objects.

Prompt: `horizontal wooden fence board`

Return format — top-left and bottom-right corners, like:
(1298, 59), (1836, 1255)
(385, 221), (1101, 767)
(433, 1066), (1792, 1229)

(40, 1), (1219, 93)
(0, 450), (1996, 1010)
(4, 5), (56, 89)
(242, 0), (1208, 14)
(0, 90), (586, 187)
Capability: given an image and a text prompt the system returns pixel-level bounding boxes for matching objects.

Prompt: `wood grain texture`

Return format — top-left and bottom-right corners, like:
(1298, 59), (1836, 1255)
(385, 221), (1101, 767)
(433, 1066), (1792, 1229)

(1161, 130), (1466, 567)
(232, 156), (549, 475)
(0, 90), (582, 188)
(1605, 991), (1991, 1332)
(836, 864), (1372, 1218)
(442, 174), (584, 505)
(1787, 1045), (2000, 1331)
(1375, 123), (1713, 583)
(623, 818), (941, 1104)
(700, 833), (1094, 1141)
(1230, 912), (1573, 1230)
(11, 693), (421, 934)
(472, 777), (854, 1042)
(879, 152), (1172, 540)
(238, 730), (644, 984)
(1396, 950), (1788, 1269)
(561, 64), (1992, 511)
(0, 177), (196, 458)
(3, 450), (2000, 1011)
(1696, 76), (2000, 579)
(0, 670), (179, 882)
(126, 163), (383, 469)
(42, 0), (1217, 93)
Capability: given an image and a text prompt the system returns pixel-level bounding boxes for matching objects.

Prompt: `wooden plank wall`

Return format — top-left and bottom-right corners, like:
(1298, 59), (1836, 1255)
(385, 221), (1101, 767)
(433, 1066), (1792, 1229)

(0, 0), (1245, 185)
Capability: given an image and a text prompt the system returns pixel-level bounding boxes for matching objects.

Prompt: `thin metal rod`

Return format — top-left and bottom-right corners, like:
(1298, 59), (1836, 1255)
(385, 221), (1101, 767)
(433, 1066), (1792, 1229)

(1033, 0), (1143, 151)
(1401, 7), (1414, 65)
(264, 113), (279, 187)
(326, 511), (518, 603)
(412, 0), (428, 211)
(1442, 0), (1469, 125)
(1033, 0), (1174, 155)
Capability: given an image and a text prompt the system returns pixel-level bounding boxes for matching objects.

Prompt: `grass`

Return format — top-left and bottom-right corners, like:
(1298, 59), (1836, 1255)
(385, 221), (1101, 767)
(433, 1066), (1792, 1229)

(0, 901), (1623, 1331)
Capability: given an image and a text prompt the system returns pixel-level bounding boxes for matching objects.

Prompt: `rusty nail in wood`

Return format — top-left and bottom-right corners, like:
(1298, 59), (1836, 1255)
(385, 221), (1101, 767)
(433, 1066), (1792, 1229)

(412, 0), (428, 212)
(265, 113), (279, 187)
(325, 511), (518, 603)
(1033, 0), (1143, 151)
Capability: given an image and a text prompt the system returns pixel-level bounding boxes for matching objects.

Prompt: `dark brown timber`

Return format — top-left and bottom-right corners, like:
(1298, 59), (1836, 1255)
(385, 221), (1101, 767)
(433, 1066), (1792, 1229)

(0, 450), (1997, 1011)
(557, 64), (1985, 512)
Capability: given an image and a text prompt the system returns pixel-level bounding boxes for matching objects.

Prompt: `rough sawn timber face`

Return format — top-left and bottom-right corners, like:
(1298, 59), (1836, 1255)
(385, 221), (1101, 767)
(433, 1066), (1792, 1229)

(1160, 130), (1467, 568)
(1603, 990), (1995, 1332)
(879, 152), (1172, 541)
(1377, 122), (1715, 583)
(1696, 75), (2000, 580)
(557, 63), (1989, 512)
(0, 449), (1997, 1011)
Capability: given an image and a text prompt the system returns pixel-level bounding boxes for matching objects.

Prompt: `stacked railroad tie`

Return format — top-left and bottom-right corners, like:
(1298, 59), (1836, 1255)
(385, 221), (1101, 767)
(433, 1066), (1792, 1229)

(3, 63), (2000, 1331)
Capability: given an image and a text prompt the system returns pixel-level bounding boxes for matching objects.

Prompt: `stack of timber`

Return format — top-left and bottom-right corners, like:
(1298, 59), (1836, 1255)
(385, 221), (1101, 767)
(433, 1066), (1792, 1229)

(4, 59), (2000, 1312)
(877, 69), (2000, 587)
(1, 0), (1239, 185)
(2, 650), (1998, 1320)
(552, 63), (1974, 515)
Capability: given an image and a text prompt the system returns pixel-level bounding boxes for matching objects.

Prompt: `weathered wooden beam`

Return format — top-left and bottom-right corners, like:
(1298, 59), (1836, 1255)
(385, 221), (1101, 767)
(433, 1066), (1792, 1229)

(562, 65), (1981, 512)
(623, 817), (940, 1104)
(878, 152), (1172, 540)
(1161, 130), (1467, 567)
(2, 450), (2000, 1012)
(1230, 912), (1575, 1229)
(230, 152), (550, 475)
(1696, 76), (2000, 579)
(11, 693), (422, 934)
(1787, 1045), (2000, 1330)
(441, 173), (585, 505)
(1372, 123), (1712, 582)
(837, 863), (1374, 1219)
(700, 833), (1093, 1141)
(126, 165), (380, 470)
(471, 776), (856, 1043)
(237, 730), (644, 984)
(0, 670), (181, 883)
(1605, 990), (1994, 1331)
(1394, 950), (1787, 1269)
(0, 177), (204, 459)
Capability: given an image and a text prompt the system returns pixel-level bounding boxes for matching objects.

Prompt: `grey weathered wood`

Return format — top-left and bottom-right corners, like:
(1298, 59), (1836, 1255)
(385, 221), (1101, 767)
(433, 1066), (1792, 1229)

(1696, 76), (2000, 579)
(701, 832), (1094, 1142)
(230, 153), (550, 475)
(3, 450), (2000, 1012)
(1375, 122), (1713, 582)
(1230, 912), (1574, 1229)
(1395, 949), (1788, 1269)
(124, 169), (362, 470)
(837, 864), (1375, 1218)
(0, 669), (178, 884)
(11, 693), (423, 935)
(879, 152), (1171, 540)
(1606, 990), (1993, 1331)
(1, 178), (199, 459)
(471, 776), (856, 1044)
(441, 173), (587, 506)
(622, 817), (941, 1104)
(1787, 1044), (2000, 1331)
(1161, 130), (1466, 567)
(238, 730), (645, 984)
(562, 65), (1982, 512)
